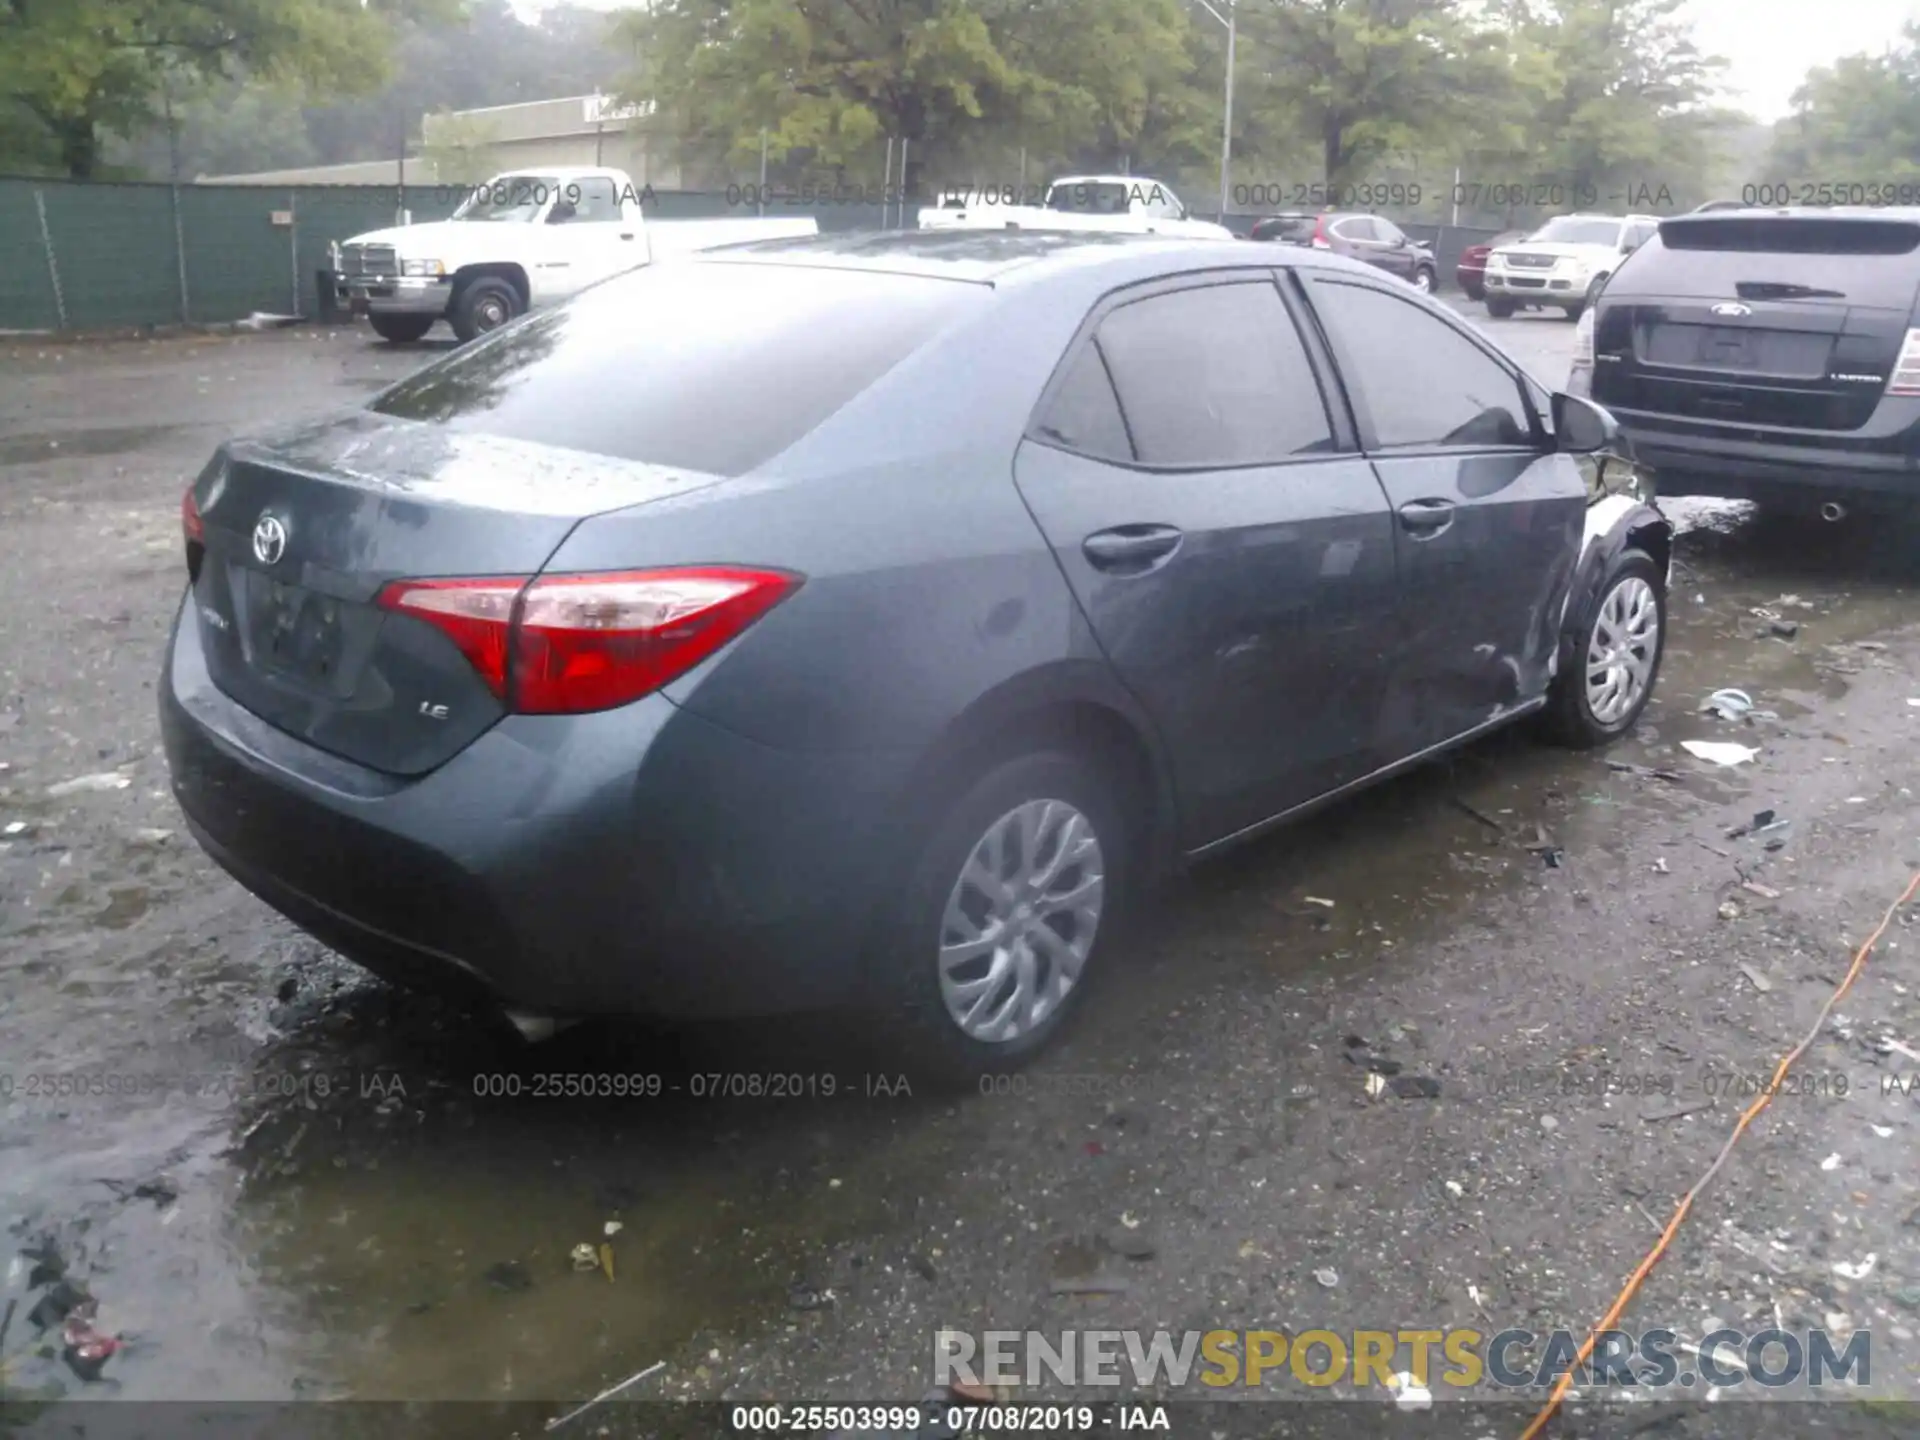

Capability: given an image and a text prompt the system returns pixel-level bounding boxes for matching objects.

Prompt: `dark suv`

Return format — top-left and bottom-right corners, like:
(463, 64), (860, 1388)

(1572, 208), (1920, 515)
(1249, 211), (1437, 292)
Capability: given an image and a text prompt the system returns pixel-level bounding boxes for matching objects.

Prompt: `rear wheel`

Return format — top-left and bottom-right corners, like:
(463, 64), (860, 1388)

(1411, 266), (1436, 294)
(1485, 296), (1517, 319)
(450, 277), (522, 343)
(1547, 551), (1666, 748)
(867, 751), (1130, 1087)
(369, 313), (434, 343)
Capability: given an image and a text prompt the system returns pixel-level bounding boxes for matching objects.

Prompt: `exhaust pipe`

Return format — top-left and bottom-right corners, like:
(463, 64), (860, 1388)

(500, 1009), (579, 1044)
(1820, 501), (1846, 523)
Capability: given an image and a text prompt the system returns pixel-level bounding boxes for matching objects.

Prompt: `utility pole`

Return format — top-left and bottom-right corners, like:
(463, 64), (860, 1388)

(1191, 0), (1236, 221)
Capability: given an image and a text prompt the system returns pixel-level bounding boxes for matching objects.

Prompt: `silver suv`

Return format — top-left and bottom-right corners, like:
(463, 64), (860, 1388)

(1484, 214), (1660, 321)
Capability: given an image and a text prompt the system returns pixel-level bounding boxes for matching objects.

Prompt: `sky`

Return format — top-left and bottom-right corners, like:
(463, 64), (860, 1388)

(510, 0), (1920, 123)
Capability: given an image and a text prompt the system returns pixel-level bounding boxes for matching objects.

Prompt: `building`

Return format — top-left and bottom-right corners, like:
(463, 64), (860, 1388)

(197, 93), (681, 187)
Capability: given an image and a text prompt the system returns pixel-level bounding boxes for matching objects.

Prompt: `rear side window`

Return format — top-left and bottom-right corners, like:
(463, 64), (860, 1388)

(370, 263), (985, 475)
(1308, 279), (1531, 449)
(1333, 216), (1377, 242)
(1093, 281), (1334, 468)
(1033, 347), (1133, 462)
(1635, 216), (1920, 308)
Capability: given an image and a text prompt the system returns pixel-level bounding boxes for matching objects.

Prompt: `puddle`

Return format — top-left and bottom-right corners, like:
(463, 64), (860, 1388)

(0, 425), (181, 465)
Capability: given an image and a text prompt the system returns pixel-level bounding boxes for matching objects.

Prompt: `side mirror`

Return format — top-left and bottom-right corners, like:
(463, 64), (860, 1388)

(1393, 234), (1408, 248)
(1552, 392), (1620, 455)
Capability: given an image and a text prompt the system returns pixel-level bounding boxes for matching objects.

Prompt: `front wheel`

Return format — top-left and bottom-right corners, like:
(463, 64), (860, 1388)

(1411, 266), (1435, 294)
(1485, 296), (1517, 319)
(866, 751), (1130, 1087)
(450, 277), (522, 343)
(1546, 551), (1666, 748)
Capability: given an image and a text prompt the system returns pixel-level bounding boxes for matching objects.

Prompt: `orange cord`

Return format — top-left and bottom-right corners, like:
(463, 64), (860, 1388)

(1516, 867), (1920, 1440)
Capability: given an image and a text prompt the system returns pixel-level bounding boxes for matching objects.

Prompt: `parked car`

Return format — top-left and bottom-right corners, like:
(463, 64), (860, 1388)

(915, 175), (1233, 240)
(163, 231), (1669, 1083)
(1572, 206), (1920, 518)
(1484, 214), (1661, 320)
(330, 166), (818, 344)
(1690, 200), (1746, 213)
(1456, 230), (1530, 301)
(1248, 210), (1438, 291)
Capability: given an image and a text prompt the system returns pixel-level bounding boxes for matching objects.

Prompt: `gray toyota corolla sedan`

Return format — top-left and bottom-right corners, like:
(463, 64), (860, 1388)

(161, 230), (1671, 1082)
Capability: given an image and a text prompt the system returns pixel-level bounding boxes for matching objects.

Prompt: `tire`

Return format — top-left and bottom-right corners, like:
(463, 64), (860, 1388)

(450, 276), (522, 343)
(1564, 303), (1586, 322)
(1546, 550), (1666, 748)
(1485, 296), (1517, 319)
(368, 313), (435, 344)
(865, 750), (1132, 1088)
(1567, 274), (1606, 322)
(1411, 266), (1436, 294)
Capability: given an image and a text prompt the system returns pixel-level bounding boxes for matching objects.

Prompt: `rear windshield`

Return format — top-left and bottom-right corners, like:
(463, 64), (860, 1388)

(1629, 218), (1920, 307)
(370, 262), (986, 474)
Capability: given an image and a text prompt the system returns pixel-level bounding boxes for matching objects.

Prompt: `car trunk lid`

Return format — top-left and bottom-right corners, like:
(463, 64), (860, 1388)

(1592, 213), (1920, 432)
(188, 410), (725, 776)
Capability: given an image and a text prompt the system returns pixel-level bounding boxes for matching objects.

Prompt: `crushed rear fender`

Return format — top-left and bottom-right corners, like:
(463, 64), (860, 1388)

(1551, 488), (1672, 681)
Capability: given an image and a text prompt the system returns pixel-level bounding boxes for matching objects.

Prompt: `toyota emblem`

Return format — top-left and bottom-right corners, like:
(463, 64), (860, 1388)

(252, 514), (288, 566)
(1710, 302), (1753, 318)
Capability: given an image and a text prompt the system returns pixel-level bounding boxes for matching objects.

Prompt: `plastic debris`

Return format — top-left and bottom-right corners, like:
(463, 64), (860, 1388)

(1699, 688), (1754, 721)
(1742, 882), (1782, 900)
(543, 1359), (666, 1433)
(1821, 1154), (1842, 1171)
(1445, 1180), (1464, 1197)
(1738, 963), (1774, 992)
(3, 820), (27, 835)
(599, 1243), (615, 1281)
(1303, 896), (1336, 908)
(1539, 1115), (1559, 1133)
(1313, 1267), (1339, 1289)
(1103, 1227), (1155, 1260)
(1388, 1076), (1441, 1099)
(1652, 857), (1670, 873)
(788, 1281), (834, 1310)
(46, 770), (133, 797)
(1391, 1371), (1434, 1410)
(1768, 620), (1799, 639)
(1833, 1255), (1877, 1281)
(1364, 1072), (1387, 1099)
(1717, 901), (1741, 921)
(1873, 1125), (1893, 1138)
(61, 1310), (120, 1382)
(570, 1243), (599, 1272)
(1683, 740), (1759, 766)
(603, 1221), (623, 1237)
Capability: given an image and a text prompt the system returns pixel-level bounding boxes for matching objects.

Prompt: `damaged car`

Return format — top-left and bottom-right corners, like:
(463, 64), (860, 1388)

(160, 231), (1670, 1083)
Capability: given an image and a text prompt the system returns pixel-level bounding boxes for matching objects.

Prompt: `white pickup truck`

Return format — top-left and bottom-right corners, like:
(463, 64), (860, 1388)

(916, 174), (1234, 240)
(330, 166), (820, 343)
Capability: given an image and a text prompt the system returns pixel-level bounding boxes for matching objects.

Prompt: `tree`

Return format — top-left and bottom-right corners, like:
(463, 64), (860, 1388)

(1231, 0), (1510, 188)
(0, 0), (459, 180)
(1768, 23), (1920, 185)
(619, 0), (1216, 190)
(420, 110), (500, 183)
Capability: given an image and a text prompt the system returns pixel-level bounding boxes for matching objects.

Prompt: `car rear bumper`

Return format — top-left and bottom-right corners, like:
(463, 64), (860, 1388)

(159, 596), (909, 1019)
(1610, 415), (1920, 505)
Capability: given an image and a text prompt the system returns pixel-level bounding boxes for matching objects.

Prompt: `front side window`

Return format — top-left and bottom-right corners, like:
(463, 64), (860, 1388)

(450, 175), (561, 223)
(1308, 279), (1532, 450)
(550, 177), (620, 224)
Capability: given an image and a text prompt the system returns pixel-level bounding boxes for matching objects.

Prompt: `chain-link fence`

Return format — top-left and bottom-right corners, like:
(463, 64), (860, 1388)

(0, 173), (1510, 333)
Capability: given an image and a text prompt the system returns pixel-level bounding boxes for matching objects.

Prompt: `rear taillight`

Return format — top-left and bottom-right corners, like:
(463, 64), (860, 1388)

(1886, 329), (1920, 395)
(375, 567), (801, 715)
(182, 485), (205, 546)
(1311, 215), (1332, 249)
(1573, 307), (1595, 367)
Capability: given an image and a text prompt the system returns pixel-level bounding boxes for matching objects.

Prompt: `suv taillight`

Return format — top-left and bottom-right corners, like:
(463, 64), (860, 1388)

(1573, 307), (1596, 367)
(1311, 215), (1332, 249)
(1886, 330), (1920, 395)
(182, 484), (205, 580)
(376, 566), (802, 715)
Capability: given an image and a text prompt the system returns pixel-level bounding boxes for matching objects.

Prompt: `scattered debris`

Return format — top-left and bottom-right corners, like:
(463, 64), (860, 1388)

(1820, 1154), (1842, 1172)
(129, 826), (174, 845)
(1049, 1276), (1129, 1296)
(1874, 1037), (1920, 1064)
(1302, 896), (1336, 908)
(1717, 900), (1741, 921)
(1725, 809), (1779, 838)
(1387, 1076), (1441, 1100)
(27, 1278), (89, 1331)
(1451, 797), (1506, 832)
(788, 1281), (834, 1310)
(1833, 1255), (1878, 1281)
(46, 769), (132, 797)
(1313, 1267), (1340, 1289)
(1652, 857), (1670, 873)
(1768, 620), (1800, 639)
(908, 1252), (938, 1282)
(1539, 1115), (1560, 1134)
(598, 1243), (614, 1281)
(1873, 1125), (1894, 1139)
(1608, 760), (1687, 782)
(61, 1309), (120, 1382)
(1390, 1371), (1434, 1410)
(1742, 882), (1782, 901)
(603, 1220), (623, 1237)
(570, 1243), (599, 1272)
(543, 1359), (666, 1432)
(1102, 1227), (1156, 1261)
(1642, 1099), (1712, 1123)
(1682, 740), (1759, 767)
(3, 819), (28, 836)
(1700, 689), (1755, 722)
(1364, 1072), (1387, 1099)
(1737, 963), (1774, 992)
(1445, 1180), (1465, 1198)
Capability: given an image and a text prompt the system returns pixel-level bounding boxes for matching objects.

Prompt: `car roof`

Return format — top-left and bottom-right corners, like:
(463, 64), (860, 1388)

(1661, 204), (1920, 222)
(694, 228), (1376, 287)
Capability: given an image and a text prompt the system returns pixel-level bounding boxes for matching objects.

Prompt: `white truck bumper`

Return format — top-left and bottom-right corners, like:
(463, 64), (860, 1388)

(333, 273), (453, 317)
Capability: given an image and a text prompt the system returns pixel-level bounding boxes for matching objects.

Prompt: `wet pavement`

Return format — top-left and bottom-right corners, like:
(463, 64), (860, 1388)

(3, 314), (1920, 1437)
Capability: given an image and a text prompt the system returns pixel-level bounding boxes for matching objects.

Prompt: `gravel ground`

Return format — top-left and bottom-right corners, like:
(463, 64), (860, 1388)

(2, 312), (1918, 1440)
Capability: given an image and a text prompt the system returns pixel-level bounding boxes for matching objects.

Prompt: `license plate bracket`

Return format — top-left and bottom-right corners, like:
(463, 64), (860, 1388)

(255, 578), (346, 686)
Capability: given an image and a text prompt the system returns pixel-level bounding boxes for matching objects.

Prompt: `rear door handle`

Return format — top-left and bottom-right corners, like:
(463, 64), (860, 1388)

(1082, 524), (1184, 573)
(1396, 498), (1456, 537)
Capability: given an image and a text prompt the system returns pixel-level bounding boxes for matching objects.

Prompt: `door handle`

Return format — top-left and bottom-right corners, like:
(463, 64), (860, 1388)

(620, 232), (636, 240)
(1396, 499), (1456, 537)
(1082, 524), (1184, 572)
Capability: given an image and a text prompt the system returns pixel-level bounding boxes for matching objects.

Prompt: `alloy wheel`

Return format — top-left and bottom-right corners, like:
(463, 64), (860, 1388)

(1586, 575), (1660, 725)
(936, 798), (1106, 1044)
